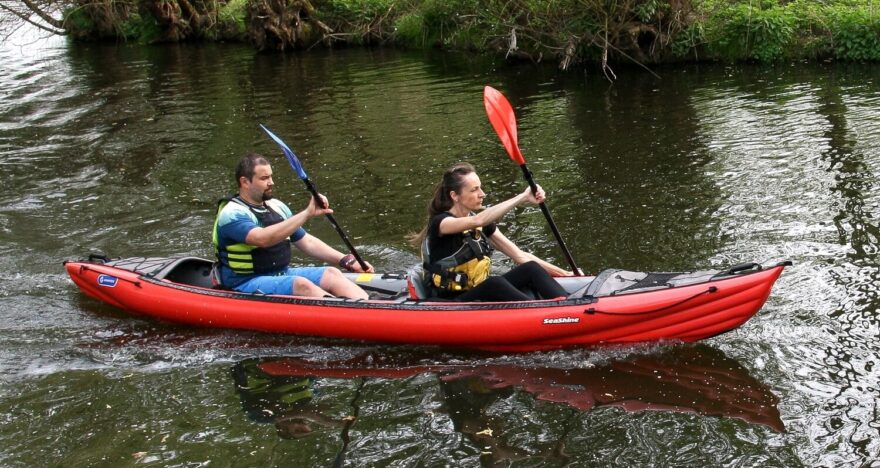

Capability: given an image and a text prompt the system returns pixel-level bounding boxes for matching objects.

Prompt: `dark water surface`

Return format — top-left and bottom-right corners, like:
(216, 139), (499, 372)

(1, 28), (879, 466)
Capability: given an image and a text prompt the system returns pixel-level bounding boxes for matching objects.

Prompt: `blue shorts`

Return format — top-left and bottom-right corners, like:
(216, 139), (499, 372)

(233, 267), (327, 295)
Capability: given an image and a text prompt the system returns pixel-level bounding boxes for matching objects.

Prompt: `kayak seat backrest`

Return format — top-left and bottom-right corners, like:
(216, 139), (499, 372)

(406, 268), (431, 300)
(160, 257), (216, 289)
(209, 262), (225, 289)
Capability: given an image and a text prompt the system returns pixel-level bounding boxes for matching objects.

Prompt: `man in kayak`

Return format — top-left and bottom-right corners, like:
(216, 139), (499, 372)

(212, 153), (373, 299)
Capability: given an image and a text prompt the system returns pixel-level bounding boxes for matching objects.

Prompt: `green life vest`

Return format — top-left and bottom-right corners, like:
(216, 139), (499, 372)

(213, 196), (292, 275)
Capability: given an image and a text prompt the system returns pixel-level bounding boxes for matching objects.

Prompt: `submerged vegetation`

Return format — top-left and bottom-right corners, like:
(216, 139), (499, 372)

(3, 0), (880, 70)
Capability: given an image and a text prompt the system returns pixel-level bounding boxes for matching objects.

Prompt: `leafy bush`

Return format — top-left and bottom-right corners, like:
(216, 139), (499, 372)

(415, 0), (481, 46)
(57, 0), (880, 66)
(219, 0), (248, 36)
(63, 7), (95, 33)
(394, 12), (425, 46)
(703, 3), (795, 61)
(118, 11), (161, 43)
(670, 23), (706, 60)
(634, 0), (663, 23)
(694, 0), (880, 62)
(317, 0), (396, 23)
(827, 6), (880, 60)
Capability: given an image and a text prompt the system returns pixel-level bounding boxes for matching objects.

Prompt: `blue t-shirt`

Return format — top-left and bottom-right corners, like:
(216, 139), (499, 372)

(216, 198), (306, 287)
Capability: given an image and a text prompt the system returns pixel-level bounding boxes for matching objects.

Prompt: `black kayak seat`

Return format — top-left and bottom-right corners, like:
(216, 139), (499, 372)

(159, 258), (216, 289)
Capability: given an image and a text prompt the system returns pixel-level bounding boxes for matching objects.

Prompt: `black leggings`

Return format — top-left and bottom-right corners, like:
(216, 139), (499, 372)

(455, 261), (567, 302)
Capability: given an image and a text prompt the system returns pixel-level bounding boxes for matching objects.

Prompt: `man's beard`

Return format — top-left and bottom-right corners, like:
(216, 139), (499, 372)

(262, 189), (274, 201)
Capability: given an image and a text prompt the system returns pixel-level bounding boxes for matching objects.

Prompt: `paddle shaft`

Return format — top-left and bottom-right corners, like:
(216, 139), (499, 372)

(519, 164), (581, 276)
(302, 178), (369, 271)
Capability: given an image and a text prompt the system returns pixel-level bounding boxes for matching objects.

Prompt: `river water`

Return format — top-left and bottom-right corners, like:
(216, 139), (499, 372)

(1, 28), (878, 466)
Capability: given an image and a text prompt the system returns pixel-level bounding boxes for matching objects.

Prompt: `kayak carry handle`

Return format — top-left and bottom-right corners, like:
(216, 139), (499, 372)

(724, 263), (761, 275)
(88, 253), (111, 264)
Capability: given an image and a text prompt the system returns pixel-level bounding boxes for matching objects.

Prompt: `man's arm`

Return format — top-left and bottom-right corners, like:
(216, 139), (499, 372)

(245, 196), (331, 247)
(293, 234), (374, 273)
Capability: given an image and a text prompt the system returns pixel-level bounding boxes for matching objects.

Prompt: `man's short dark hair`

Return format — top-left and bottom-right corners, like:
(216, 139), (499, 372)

(235, 153), (270, 187)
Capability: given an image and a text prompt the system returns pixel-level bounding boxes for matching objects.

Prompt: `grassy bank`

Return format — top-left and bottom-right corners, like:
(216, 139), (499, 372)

(692, 0), (880, 62)
(62, 0), (880, 68)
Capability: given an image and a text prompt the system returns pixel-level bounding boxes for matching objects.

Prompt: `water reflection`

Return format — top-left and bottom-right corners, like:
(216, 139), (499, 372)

(233, 361), (323, 438)
(231, 345), (782, 464)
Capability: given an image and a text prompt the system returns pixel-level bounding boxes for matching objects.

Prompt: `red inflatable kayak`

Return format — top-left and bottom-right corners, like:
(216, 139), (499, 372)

(64, 255), (788, 352)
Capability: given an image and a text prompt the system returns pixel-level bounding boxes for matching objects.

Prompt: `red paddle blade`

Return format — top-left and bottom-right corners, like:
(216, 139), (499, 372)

(483, 86), (525, 165)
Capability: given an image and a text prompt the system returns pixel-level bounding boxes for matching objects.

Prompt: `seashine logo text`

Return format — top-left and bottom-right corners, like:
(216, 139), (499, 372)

(543, 317), (580, 325)
(97, 274), (118, 287)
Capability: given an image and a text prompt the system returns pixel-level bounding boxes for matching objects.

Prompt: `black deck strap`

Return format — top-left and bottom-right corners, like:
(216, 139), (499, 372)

(617, 272), (680, 294)
(584, 286), (717, 316)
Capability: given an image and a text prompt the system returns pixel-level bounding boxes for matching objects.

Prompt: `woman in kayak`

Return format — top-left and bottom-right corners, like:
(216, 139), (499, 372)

(411, 162), (571, 301)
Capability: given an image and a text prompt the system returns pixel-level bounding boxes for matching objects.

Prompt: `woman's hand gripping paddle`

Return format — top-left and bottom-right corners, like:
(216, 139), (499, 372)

(483, 86), (582, 276)
(260, 124), (369, 272)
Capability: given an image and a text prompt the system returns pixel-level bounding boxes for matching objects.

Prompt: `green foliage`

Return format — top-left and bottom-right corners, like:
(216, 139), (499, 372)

(703, 3), (795, 61)
(442, 22), (485, 49)
(827, 6), (880, 60)
(634, 0), (663, 23)
(317, 0), (396, 23)
(63, 7), (94, 33)
(219, 0), (248, 36)
(670, 23), (706, 60)
(694, 0), (880, 62)
(745, 7), (796, 61)
(118, 11), (162, 43)
(394, 12), (425, 46)
(425, 0), (483, 45)
(57, 0), (880, 65)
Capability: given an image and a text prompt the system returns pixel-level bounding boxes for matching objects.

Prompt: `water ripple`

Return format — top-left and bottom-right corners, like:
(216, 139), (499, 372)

(3, 33), (880, 465)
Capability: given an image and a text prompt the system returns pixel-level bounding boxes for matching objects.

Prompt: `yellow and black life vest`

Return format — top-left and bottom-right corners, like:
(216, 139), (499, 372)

(422, 227), (493, 292)
(213, 196), (292, 275)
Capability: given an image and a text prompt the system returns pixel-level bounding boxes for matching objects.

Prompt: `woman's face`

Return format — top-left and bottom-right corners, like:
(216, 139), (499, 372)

(452, 172), (486, 211)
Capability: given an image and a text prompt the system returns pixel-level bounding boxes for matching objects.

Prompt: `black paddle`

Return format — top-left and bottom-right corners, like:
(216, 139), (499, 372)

(260, 124), (369, 272)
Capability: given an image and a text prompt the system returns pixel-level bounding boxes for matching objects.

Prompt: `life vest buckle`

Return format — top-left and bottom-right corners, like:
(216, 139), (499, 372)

(452, 272), (467, 286)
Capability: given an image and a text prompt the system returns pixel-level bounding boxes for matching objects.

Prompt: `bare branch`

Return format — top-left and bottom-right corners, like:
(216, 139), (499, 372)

(0, 1), (66, 35)
(20, 0), (65, 29)
(593, 34), (660, 79)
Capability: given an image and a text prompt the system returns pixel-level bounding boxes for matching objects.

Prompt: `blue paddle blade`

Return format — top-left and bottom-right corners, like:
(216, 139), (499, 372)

(259, 124), (308, 180)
